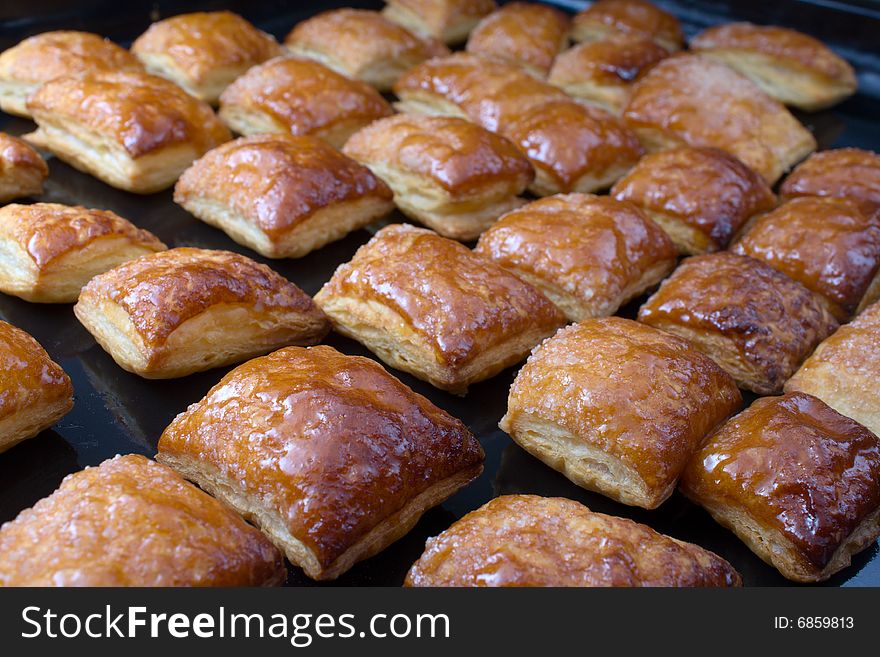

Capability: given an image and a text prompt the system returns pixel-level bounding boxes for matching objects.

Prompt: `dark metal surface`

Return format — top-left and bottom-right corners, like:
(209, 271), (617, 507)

(1, 0), (879, 586)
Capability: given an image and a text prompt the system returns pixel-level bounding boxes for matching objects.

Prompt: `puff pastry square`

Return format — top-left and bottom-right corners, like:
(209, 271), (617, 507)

(611, 146), (777, 254)
(572, 0), (684, 52)
(475, 194), (676, 322)
(314, 224), (565, 394)
(638, 252), (839, 394)
(342, 113), (534, 240)
(73, 247), (329, 379)
(681, 393), (880, 583)
(0, 454), (286, 586)
(158, 345), (485, 580)
(175, 134), (393, 258)
(382, 0), (497, 44)
(131, 11), (283, 105)
(0, 132), (48, 203)
(406, 495), (741, 587)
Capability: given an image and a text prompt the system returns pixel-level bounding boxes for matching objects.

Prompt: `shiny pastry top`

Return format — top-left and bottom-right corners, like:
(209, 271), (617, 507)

(383, 0), (498, 40)
(548, 35), (669, 89)
(572, 0), (684, 52)
(159, 345), (485, 571)
(405, 495), (741, 587)
(780, 148), (880, 219)
(0, 132), (48, 179)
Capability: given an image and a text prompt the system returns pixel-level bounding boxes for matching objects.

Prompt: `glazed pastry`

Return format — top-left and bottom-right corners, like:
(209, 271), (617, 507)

(405, 495), (741, 586)
(732, 196), (880, 321)
(0, 203), (166, 303)
(24, 70), (230, 194)
(0, 320), (73, 454)
(474, 194), (677, 322)
(382, 0), (497, 44)
(681, 393), (880, 583)
(638, 252), (839, 394)
(73, 247), (329, 379)
(314, 224), (565, 394)
(571, 0), (684, 52)
(465, 2), (571, 78)
(284, 9), (448, 92)
(175, 134), (394, 258)
(691, 23), (857, 111)
(342, 113), (534, 240)
(218, 56), (393, 149)
(131, 11), (283, 105)
(0, 455), (286, 586)
(0, 31), (143, 117)
(500, 318), (741, 508)
(157, 345), (485, 581)
(623, 54), (817, 185)
(611, 146), (776, 254)
(0, 132), (48, 202)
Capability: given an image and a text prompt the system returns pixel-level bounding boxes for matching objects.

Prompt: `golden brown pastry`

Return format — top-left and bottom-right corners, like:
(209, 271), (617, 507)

(0, 30), (143, 118)
(623, 54), (817, 185)
(0, 203), (166, 303)
(474, 194), (676, 322)
(382, 0), (497, 44)
(638, 252), (839, 394)
(24, 70), (230, 194)
(284, 9), (448, 92)
(175, 134), (394, 258)
(691, 22), (857, 111)
(341, 113), (534, 240)
(131, 11), (283, 105)
(732, 197), (880, 321)
(73, 247), (329, 379)
(0, 132), (48, 202)
(405, 495), (741, 586)
(0, 320), (73, 454)
(465, 2), (571, 78)
(500, 318), (741, 508)
(681, 393), (880, 583)
(314, 224), (565, 394)
(572, 0), (684, 52)
(157, 345), (485, 581)
(218, 56), (393, 149)
(611, 146), (777, 254)
(0, 454), (286, 586)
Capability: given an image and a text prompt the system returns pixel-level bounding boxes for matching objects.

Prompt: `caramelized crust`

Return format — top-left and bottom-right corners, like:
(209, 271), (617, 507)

(382, 0), (497, 43)
(572, 0), (684, 52)
(0, 132), (48, 202)
(0, 455), (286, 586)
(405, 495), (741, 587)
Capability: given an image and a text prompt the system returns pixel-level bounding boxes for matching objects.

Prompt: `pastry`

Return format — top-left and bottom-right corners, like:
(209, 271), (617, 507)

(0, 132), (48, 202)
(73, 247), (329, 379)
(175, 134), (394, 258)
(314, 224), (565, 394)
(571, 0), (684, 52)
(382, 0), (497, 44)
(157, 345), (485, 581)
(474, 194), (676, 321)
(341, 113), (534, 240)
(681, 393), (880, 583)
(0, 202), (166, 303)
(638, 252), (839, 394)
(0, 454), (286, 586)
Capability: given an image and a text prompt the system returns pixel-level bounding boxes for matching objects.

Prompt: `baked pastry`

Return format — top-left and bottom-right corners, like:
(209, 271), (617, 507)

(0, 30), (143, 117)
(0, 132), (48, 202)
(0, 454), (286, 586)
(0, 320), (73, 454)
(638, 252), (839, 394)
(24, 70), (230, 194)
(73, 247), (329, 379)
(691, 22), (857, 111)
(474, 194), (676, 322)
(157, 345), (485, 580)
(465, 2), (571, 78)
(175, 134), (394, 258)
(314, 224), (565, 394)
(405, 495), (741, 586)
(623, 54), (817, 185)
(382, 0), (497, 44)
(500, 318), (741, 508)
(131, 11), (283, 105)
(218, 56), (393, 149)
(0, 203), (166, 303)
(611, 146), (777, 254)
(572, 0), (684, 52)
(284, 9), (448, 92)
(341, 113), (534, 240)
(681, 393), (880, 583)
(732, 196), (880, 321)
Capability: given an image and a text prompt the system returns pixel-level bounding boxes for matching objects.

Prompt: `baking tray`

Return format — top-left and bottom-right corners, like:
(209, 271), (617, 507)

(1, 0), (879, 587)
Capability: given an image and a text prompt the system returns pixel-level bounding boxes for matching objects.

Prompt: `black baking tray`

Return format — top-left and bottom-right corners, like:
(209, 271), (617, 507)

(1, 0), (879, 587)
